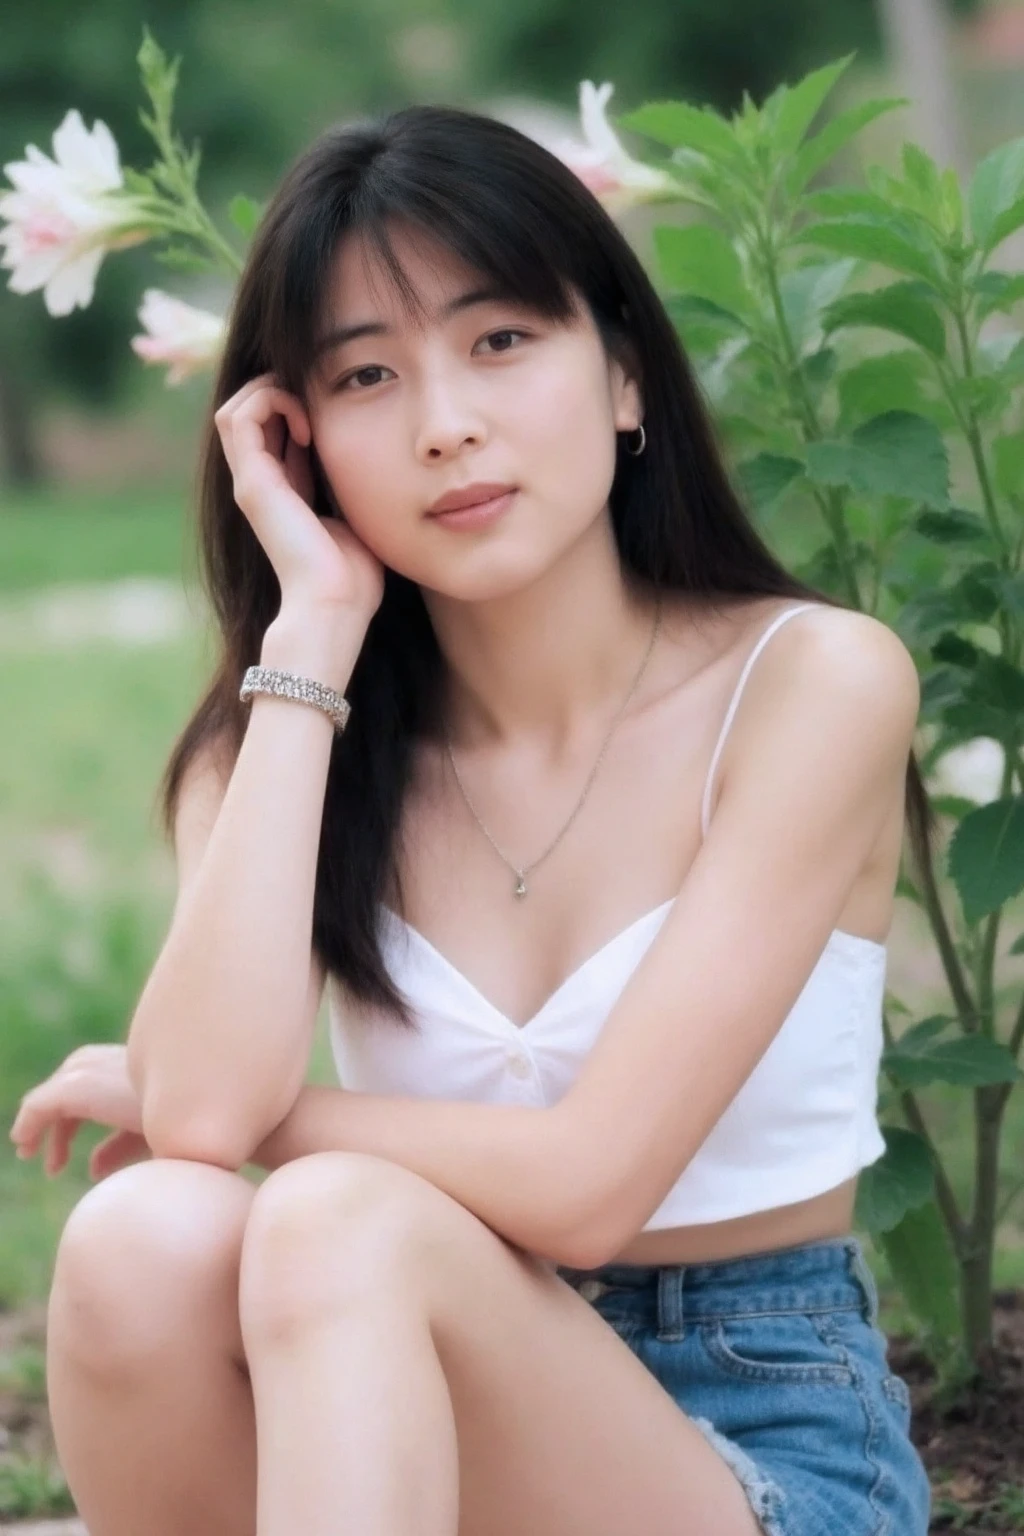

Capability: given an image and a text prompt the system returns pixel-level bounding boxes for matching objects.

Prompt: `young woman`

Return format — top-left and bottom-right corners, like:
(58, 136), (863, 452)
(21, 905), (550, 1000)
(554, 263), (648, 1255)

(18, 101), (934, 1535)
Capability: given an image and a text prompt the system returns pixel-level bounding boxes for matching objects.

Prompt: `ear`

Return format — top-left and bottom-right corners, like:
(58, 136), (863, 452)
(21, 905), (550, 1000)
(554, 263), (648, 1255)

(608, 341), (643, 434)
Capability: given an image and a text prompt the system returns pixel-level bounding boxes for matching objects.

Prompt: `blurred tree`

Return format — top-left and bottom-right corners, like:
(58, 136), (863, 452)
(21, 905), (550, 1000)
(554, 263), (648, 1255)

(877, 0), (967, 173)
(0, 0), (984, 486)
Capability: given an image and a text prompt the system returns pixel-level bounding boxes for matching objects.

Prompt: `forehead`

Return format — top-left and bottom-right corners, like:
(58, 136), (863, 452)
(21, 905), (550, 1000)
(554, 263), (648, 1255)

(328, 225), (489, 325)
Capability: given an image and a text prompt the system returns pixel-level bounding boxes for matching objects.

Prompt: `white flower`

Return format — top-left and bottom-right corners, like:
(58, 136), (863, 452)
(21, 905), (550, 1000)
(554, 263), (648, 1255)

(552, 82), (676, 214)
(131, 289), (226, 385)
(0, 109), (150, 316)
(929, 738), (1006, 806)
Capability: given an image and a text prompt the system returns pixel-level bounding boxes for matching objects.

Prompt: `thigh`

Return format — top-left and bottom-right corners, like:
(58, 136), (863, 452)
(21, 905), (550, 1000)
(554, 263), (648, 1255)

(50, 1157), (256, 1369)
(240, 1151), (764, 1536)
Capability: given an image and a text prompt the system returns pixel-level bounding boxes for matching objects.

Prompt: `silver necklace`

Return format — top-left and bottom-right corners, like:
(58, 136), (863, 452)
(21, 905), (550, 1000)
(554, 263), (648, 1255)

(443, 597), (663, 900)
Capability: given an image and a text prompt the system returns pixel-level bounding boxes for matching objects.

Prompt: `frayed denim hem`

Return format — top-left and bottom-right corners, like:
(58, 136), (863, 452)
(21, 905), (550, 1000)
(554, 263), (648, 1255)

(692, 1416), (790, 1536)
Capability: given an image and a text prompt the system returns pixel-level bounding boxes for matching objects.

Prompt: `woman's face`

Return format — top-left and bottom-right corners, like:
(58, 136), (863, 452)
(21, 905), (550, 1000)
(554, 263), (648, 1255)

(303, 223), (642, 600)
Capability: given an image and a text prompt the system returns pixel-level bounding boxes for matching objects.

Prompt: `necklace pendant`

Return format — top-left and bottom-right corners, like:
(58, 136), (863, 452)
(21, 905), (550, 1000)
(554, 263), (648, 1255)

(513, 874), (528, 899)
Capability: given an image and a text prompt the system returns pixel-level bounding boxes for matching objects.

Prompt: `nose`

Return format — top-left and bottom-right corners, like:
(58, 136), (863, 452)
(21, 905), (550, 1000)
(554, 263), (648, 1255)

(413, 366), (487, 461)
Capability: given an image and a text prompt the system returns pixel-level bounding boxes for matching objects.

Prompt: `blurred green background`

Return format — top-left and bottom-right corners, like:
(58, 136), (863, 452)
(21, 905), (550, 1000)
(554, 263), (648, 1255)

(4, 0), (1024, 1334)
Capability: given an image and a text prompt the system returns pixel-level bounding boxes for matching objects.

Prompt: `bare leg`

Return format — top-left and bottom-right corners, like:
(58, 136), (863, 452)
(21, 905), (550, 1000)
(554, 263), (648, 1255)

(241, 1267), (458, 1536)
(46, 1159), (259, 1536)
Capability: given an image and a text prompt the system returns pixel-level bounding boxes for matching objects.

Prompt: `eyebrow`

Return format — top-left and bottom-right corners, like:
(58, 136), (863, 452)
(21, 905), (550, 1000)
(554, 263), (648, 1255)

(312, 285), (515, 359)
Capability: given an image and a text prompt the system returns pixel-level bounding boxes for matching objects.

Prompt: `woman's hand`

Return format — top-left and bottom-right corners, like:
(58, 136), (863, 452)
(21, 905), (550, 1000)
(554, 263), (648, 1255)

(214, 372), (385, 622)
(9, 1044), (152, 1182)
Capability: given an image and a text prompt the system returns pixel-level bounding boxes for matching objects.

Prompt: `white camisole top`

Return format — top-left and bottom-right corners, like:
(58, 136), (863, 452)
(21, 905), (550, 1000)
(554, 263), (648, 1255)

(327, 601), (889, 1229)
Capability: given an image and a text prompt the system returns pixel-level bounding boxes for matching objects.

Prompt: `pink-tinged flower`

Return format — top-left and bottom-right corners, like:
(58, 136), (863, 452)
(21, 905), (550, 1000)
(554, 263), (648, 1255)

(552, 81), (677, 214)
(131, 288), (226, 385)
(0, 109), (151, 316)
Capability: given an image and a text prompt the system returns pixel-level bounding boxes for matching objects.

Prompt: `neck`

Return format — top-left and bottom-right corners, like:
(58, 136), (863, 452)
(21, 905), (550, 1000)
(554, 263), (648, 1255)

(422, 522), (661, 757)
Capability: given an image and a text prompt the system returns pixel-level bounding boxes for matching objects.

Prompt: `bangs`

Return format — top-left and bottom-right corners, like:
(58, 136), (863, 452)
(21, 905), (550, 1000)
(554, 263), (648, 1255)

(265, 119), (618, 396)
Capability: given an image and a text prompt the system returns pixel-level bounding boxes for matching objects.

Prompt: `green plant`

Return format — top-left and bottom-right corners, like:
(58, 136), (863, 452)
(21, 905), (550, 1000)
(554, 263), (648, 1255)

(620, 55), (1024, 1375)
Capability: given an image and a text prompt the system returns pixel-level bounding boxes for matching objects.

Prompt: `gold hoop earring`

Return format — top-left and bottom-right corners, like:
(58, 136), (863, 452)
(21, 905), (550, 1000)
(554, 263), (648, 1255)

(625, 423), (646, 457)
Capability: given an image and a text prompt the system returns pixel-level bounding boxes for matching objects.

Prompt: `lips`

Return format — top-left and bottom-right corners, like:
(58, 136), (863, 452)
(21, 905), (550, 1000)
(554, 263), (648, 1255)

(427, 488), (517, 530)
(427, 482), (517, 515)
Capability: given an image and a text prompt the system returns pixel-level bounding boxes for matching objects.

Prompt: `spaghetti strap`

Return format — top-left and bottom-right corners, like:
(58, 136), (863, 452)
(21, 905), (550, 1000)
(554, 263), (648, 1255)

(700, 603), (819, 840)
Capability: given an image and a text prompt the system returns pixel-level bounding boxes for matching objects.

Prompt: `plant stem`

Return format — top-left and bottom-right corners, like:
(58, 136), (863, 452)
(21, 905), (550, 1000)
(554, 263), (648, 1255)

(912, 815), (978, 1030)
(953, 306), (1010, 563)
(755, 228), (862, 607)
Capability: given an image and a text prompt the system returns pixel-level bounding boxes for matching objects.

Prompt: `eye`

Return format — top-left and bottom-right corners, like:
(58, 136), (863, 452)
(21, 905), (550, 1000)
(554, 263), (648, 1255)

(333, 364), (393, 393)
(476, 328), (530, 354)
(331, 328), (530, 392)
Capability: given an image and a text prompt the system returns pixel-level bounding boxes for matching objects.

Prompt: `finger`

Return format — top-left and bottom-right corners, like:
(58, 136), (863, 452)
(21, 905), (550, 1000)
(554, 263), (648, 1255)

(233, 385), (311, 448)
(47, 1117), (81, 1175)
(10, 1091), (48, 1150)
(214, 373), (275, 426)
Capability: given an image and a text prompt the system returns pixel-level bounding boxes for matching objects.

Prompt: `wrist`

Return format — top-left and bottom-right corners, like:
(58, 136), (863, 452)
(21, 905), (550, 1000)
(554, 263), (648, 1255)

(260, 610), (364, 697)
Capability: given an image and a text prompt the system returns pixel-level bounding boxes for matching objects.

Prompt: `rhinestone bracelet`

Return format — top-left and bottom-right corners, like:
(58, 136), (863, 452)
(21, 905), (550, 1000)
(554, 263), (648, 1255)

(239, 665), (351, 733)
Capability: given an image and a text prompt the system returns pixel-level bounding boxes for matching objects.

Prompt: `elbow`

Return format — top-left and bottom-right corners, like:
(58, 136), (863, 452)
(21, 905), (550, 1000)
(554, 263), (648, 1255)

(549, 1180), (629, 1272)
(140, 1093), (252, 1173)
(143, 1119), (249, 1172)
(556, 1165), (651, 1271)
(560, 1217), (624, 1272)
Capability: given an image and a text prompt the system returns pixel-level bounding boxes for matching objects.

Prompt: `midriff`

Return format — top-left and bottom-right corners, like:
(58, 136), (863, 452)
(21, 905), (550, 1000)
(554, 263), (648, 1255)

(607, 1176), (859, 1266)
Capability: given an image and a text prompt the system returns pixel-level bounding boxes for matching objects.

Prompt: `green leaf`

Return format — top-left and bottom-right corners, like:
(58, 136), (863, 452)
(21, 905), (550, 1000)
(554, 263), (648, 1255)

(837, 353), (944, 431)
(875, 1201), (961, 1345)
(948, 796), (1024, 923)
(993, 431), (1024, 501)
(799, 219), (943, 288)
(913, 507), (989, 545)
(903, 143), (943, 208)
(994, 572), (1024, 615)
(788, 98), (907, 198)
(620, 102), (741, 166)
(896, 871), (926, 906)
(971, 270), (1024, 318)
(884, 1018), (1021, 1089)
(931, 631), (980, 668)
(985, 195), (1024, 259)
(653, 225), (754, 318)
(664, 294), (751, 350)
(121, 167), (157, 198)
(854, 1126), (934, 1233)
(779, 260), (858, 351)
(735, 453), (805, 512)
(824, 281), (946, 358)
(773, 55), (854, 157)
(228, 194), (262, 239)
(152, 246), (217, 273)
(970, 652), (1024, 707)
(1010, 933), (1024, 955)
(929, 794), (978, 821)
(806, 411), (949, 508)
(969, 136), (1024, 251)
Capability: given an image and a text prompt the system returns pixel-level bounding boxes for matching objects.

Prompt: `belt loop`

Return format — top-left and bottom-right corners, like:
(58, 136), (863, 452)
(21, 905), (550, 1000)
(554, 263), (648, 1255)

(656, 1264), (686, 1341)
(846, 1238), (880, 1326)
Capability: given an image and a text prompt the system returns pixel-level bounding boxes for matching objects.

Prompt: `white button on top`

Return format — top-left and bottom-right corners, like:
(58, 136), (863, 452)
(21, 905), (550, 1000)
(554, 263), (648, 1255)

(506, 1049), (532, 1079)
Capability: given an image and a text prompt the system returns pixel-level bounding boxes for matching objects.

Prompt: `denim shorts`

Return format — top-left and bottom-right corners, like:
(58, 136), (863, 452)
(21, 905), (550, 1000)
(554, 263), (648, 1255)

(556, 1235), (931, 1536)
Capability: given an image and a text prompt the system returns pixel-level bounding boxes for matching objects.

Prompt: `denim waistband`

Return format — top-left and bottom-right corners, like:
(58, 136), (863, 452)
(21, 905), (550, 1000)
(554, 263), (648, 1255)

(557, 1236), (879, 1328)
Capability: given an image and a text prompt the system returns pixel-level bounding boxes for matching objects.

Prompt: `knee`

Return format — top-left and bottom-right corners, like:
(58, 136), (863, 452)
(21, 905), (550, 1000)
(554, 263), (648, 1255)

(239, 1152), (435, 1347)
(50, 1158), (255, 1368)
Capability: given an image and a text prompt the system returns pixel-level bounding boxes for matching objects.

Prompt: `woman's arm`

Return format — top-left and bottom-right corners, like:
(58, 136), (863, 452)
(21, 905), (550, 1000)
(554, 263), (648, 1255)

(126, 610), (364, 1168)
(248, 1085), (594, 1267)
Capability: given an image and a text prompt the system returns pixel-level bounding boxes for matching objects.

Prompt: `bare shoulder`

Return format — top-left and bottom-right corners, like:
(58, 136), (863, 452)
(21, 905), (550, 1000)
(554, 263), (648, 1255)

(745, 600), (920, 733)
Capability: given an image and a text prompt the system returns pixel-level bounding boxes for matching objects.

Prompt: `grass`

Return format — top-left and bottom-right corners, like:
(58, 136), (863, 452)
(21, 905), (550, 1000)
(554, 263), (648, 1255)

(0, 482), (197, 592)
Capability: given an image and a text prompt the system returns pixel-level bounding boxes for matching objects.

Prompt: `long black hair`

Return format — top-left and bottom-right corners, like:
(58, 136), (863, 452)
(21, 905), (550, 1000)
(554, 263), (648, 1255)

(157, 101), (936, 1028)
